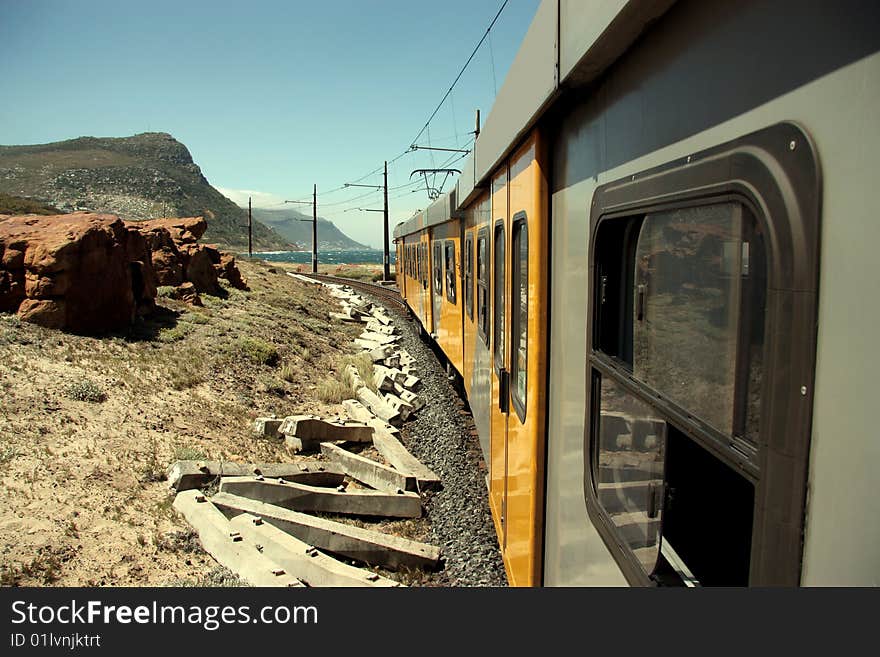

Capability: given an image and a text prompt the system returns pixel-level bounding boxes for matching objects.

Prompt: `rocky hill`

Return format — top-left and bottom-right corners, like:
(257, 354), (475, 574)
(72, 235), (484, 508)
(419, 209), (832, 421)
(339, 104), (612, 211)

(0, 133), (289, 251)
(249, 207), (371, 251)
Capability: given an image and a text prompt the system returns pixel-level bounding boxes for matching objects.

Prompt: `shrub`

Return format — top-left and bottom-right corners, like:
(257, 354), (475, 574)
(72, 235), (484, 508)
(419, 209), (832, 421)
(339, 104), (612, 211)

(64, 380), (106, 403)
(235, 337), (279, 366)
(173, 445), (207, 461)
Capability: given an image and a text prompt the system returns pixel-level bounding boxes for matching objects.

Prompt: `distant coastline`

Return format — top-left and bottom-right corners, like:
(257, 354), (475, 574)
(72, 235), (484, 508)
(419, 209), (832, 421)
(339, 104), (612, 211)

(245, 248), (395, 265)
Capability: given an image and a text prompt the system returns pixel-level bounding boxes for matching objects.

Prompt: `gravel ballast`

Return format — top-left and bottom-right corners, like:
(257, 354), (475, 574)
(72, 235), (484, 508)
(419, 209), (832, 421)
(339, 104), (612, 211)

(360, 291), (507, 587)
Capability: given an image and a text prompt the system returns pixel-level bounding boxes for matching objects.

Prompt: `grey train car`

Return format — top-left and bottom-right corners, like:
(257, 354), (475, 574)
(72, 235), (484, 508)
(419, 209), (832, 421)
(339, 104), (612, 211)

(393, 0), (879, 586)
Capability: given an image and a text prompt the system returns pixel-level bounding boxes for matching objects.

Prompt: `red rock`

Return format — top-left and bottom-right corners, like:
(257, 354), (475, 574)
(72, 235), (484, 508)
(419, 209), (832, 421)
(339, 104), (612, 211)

(0, 212), (155, 333)
(136, 216), (207, 243)
(217, 252), (249, 291)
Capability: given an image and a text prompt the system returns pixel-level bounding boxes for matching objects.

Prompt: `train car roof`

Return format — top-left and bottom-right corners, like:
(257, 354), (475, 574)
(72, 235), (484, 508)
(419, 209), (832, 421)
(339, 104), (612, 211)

(393, 0), (673, 240)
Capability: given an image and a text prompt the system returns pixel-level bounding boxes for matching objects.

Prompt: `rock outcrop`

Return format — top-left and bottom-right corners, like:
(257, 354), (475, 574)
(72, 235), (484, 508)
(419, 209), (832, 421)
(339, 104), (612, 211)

(0, 212), (248, 332)
(126, 216), (248, 294)
(0, 213), (156, 332)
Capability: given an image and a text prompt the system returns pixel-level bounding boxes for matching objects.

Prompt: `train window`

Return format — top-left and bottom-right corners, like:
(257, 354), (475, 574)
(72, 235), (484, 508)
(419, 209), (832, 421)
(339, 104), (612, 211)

(477, 229), (489, 345)
(511, 215), (528, 420)
(465, 235), (474, 320)
(594, 374), (666, 575)
(445, 241), (457, 304)
(586, 123), (820, 586)
(433, 243), (442, 294)
(493, 221), (505, 370)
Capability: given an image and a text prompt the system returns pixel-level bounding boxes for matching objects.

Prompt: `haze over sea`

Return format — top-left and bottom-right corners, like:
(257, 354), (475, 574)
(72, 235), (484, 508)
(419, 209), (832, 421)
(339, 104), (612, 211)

(249, 249), (396, 266)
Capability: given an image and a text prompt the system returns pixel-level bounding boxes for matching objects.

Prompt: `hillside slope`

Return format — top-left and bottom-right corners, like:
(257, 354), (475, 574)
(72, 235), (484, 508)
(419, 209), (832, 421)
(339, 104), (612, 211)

(249, 207), (371, 251)
(0, 133), (289, 250)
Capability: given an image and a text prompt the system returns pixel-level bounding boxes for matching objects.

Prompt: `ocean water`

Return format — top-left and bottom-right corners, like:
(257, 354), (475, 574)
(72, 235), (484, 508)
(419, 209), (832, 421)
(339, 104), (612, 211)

(244, 249), (396, 265)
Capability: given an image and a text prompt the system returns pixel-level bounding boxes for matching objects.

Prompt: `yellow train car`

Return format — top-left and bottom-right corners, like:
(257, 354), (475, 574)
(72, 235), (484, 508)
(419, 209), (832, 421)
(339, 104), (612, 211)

(393, 0), (880, 586)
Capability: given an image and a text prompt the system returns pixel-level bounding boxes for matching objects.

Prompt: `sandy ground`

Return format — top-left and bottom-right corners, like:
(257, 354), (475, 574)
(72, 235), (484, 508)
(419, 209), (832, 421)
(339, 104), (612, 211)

(0, 258), (403, 586)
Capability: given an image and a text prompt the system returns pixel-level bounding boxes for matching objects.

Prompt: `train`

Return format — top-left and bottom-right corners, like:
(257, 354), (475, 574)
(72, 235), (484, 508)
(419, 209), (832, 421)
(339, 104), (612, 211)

(392, 0), (879, 586)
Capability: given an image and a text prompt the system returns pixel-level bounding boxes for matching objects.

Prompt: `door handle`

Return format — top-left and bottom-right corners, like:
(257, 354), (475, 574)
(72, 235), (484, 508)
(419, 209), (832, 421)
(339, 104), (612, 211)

(637, 284), (646, 321)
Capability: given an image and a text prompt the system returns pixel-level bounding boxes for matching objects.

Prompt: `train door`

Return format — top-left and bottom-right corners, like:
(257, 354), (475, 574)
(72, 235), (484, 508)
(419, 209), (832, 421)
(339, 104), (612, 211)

(489, 168), (510, 554)
(431, 238), (443, 336)
(489, 135), (547, 586)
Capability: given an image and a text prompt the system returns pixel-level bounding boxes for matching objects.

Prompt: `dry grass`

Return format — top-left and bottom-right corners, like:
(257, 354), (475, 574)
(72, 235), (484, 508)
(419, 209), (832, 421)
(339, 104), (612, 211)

(0, 258), (366, 586)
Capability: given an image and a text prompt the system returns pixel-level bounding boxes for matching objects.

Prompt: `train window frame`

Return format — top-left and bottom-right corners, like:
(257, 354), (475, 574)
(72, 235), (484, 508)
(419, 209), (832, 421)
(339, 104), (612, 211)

(465, 234), (474, 320)
(445, 240), (457, 304)
(477, 228), (490, 346)
(583, 122), (820, 586)
(493, 220), (506, 373)
(510, 213), (528, 423)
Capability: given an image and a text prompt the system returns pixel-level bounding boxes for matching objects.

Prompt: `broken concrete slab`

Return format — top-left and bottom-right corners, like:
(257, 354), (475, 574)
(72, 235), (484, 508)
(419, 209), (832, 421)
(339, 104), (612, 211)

(357, 387), (402, 426)
(393, 385), (423, 411)
(278, 415), (373, 453)
(370, 310), (392, 326)
(342, 399), (400, 436)
(371, 431), (441, 490)
(321, 443), (417, 494)
(253, 416), (282, 439)
(372, 365), (397, 392)
(365, 320), (397, 335)
(329, 311), (361, 323)
(402, 374), (421, 391)
(368, 345), (395, 362)
(167, 460), (346, 491)
(211, 492), (440, 570)
(381, 354), (401, 369)
(360, 331), (398, 345)
(219, 476), (422, 518)
(173, 490), (305, 587)
(355, 337), (383, 351)
(382, 391), (414, 421)
(229, 514), (400, 587)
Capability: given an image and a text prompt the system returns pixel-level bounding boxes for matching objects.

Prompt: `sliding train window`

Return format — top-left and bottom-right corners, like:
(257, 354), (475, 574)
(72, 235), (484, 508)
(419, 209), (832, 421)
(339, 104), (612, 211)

(444, 241), (457, 304)
(433, 243), (442, 293)
(493, 221), (505, 370)
(477, 229), (489, 345)
(585, 124), (820, 587)
(510, 214), (528, 420)
(465, 234), (474, 320)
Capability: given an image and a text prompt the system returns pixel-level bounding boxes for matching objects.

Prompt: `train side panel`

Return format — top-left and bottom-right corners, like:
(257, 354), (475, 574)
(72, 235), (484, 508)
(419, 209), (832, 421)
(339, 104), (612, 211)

(430, 220), (464, 377)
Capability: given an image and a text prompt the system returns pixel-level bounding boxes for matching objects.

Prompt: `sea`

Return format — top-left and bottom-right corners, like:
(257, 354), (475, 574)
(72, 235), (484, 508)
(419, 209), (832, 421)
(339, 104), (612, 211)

(244, 249), (396, 265)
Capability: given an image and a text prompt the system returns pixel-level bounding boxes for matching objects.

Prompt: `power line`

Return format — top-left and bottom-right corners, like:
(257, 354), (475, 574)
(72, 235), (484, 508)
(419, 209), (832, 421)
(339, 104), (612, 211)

(408, 0), (509, 148)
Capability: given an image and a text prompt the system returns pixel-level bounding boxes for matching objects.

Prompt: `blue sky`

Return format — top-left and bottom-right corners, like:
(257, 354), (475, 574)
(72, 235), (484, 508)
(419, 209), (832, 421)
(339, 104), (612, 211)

(0, 0), (540, 248)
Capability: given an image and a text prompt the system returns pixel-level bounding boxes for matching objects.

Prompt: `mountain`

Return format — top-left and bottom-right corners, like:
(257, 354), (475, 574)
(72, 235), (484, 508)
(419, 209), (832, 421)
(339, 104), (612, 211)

(249, 207), (372, 251)
(0, 132), (290, 251)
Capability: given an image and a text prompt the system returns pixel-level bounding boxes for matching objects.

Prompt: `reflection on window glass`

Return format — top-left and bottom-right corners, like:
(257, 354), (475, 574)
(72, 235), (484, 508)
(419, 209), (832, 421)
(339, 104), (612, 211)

(477, 232), (489, 343)
(512, 220), (528, 412)
(433, 244), (442, 292)
(445, 241), (457, 304)
(633, 203), (765, 439)
(465, 236), (474, 319)
(597, 375), (666, 575)
(494, 224), (505, 367)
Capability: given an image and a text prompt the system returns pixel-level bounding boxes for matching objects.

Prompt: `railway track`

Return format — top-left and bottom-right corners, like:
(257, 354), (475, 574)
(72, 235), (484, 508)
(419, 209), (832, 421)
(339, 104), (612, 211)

(299, 273), (409, 313)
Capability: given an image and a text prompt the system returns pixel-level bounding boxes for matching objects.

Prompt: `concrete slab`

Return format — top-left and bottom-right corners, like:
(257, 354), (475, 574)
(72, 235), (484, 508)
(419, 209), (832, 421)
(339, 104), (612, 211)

(372, 365), (396, 392)
(229, 514), (400, 587)
(371, 431), (441, 490)
(173, 490), (305, 587)
(321, 443), (418, 494)
(278, 415), (373, 453)
(252, 417), (282, 439)
(329, 311), (361, 323)
(382, 392), (414, 421)
(355, 338), (383, 351)
(382, 354), (401, 369)
(369, 310), (392, 326)
(368, 345), (395, 362)
(211, 492), (440, 570)
(357, 388), (402, 426)
(360, 331), (397, 345)
(167, 460), (346, 491)
(342, 399), (400, 436)
(219, 476), (422, 518)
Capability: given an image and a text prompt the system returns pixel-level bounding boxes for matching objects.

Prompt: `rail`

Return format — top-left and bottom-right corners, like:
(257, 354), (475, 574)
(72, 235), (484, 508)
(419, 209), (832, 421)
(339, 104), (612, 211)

(299, 274), (409, 314)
